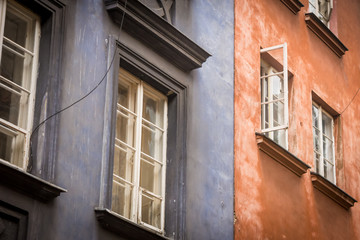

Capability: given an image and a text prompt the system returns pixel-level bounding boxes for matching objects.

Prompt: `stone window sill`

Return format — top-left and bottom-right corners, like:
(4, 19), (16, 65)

(104, 0), (210, 71)
(95, 208), (170, 240)
(311, 172), (357, 209)
(305, 13), (348, 57)
(280, 0), (303, 14)
(256, 132), (310, 177)
(0, 160), (66, 202)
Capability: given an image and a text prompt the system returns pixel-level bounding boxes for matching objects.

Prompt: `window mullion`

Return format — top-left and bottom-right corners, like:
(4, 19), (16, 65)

(268, 76), (274, 139)
(318, 106), (324, 177)
(160, 98), (168, 231)
(0, 0), (6, 62)
(132, 81), (144, 223)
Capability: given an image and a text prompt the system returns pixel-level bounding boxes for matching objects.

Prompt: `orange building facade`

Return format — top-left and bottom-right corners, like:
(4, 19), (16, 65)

(234, 0), (360, 239)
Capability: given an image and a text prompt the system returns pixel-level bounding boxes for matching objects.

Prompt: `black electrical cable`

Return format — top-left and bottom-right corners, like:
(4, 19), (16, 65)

(28, 0), (128, 171)
(340, 86), (360, 115)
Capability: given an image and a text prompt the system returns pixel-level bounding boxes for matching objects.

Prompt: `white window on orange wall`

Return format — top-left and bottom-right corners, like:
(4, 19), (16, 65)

(309, 0), (333, 26)
(0, 0), (40, 169)
(312, 102), (336, 183)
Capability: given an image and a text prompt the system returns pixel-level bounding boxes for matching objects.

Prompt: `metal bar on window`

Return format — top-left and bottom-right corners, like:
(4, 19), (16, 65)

(0, 75), (30, 94)
(3, 36), (34, 56)
(260, 71), (284, 79)
(0, 119), (28, 135)
(260, 44), (285, 53)
(261, 125), (288, 133)
(0, 82), (22, 96)
(140, 152), (163, 166)
(113, 174), (134, 187)
(142, 118), (164, 132)
(117, 104), (137, 117)
(2, 44), (25, 58)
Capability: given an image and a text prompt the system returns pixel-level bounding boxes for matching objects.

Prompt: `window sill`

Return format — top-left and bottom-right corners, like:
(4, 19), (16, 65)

(280, 0), (303, 14)
(256, 132), (310, 177)
(104, 0), (210, 71)
(95, 208), (170, 240)
(311, 172), (357, 210)
(305, 13), (348, 57)
(0, 160), (66, 202)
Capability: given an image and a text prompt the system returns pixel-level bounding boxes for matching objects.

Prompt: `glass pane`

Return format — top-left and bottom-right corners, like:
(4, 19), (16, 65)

(4, 10), (28, 49)
(324, 160), (335, 183)
(140, 154), (162, 195)
(116, 110), (136, 147)
(261, 103), (269, 130)
(270, 75), (284, 100)
(142, 91), (164, 128)
(0, 86), (29, 128)
(273, 129), (286, 148)
(314, 152), (321, 173)
(312, 105), (319, 128)
(111, 180), (132, 219)
(0, 126), (25, 167)
(118, 80), (137, 113)
(140, 192), (161, 229)
(273, 100), (284, 126)
(323, 136), (334, 162)
(113, 143), (134, 182)
(1, 45), (26, 86)
(322, 113), (332, 138)
(313, 127), (321, 152)
(261, 78), (269, 102)
(141, 122), (164, 160)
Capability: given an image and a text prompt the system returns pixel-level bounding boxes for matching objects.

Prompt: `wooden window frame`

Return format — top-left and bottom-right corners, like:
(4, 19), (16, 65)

(0, 0), (40, 170)
(312, 101), (336, 184)
(260, 43), (289, 150)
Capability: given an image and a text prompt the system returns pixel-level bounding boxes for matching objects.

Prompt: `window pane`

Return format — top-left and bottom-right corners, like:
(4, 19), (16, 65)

(4, 10), (28, 49)
(323, 136), (333, 162)
(261, 103), (269, 130)
(118, 80), (137, 113)
(312, 105), (319, 128)
(314, 152), (321, 173)
(113, 143), (134, 182)
(273, 129), (286, 148)
(141, 122), (164, 160)
(142, 91), (165, 128)
(322, 113), (332, 138)
(0, 126), (25, 167)
(140, 154), (162, 195)
(273, 100), (284, 126)
(116, 110), (136, 147)
(111, 180), (132, 219)
(270, 75), (284, 100)
(140, 192), (161, 229)
(324, 160), (334, 183)
(313, 127), (321, 152)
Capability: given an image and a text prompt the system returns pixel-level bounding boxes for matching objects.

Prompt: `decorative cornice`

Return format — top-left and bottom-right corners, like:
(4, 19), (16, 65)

(104, 0), (211, 71)
(311, 172), (357, 210)
(95, 208), (170, 240)
(305, 13), (348, 57)
(0, 160), (66, 202)
(256, 133), (310, 177)
(280, 0), (304, 14)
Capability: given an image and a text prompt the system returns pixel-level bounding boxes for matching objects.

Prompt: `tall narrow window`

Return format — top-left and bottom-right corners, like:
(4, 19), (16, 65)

(112, 69), (167, 232)
(312, 102), (335, 183)
(309, 0), (333, 26)
(260, 43), (288, 149)
(0, 0), (40, 169)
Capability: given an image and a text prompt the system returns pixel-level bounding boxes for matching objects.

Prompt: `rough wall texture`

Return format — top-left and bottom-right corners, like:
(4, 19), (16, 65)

(234, 0), (360, 239)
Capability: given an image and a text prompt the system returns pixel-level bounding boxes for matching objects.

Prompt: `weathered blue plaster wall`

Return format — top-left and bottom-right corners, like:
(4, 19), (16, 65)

(174, 1), (234, 239)
(35, 0), (234, 239)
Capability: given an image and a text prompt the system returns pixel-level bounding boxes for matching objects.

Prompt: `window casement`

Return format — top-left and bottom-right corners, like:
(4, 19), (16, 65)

(0, 0), (40, 169)
(309, 0), (333, 26)
(260, 43), (288, 150)
(312, 102), (336, 183)
(111, 68), (167, 233)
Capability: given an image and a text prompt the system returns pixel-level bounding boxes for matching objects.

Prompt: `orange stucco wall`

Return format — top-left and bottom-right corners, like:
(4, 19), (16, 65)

(234, 0), (360, 239)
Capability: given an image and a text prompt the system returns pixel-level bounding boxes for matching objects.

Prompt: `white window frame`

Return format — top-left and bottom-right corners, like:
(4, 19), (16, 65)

(0, 0), (40, 169)
(309, 0), (333, 26)
(260, 43), (289, 150)
(112, 69), (168, 233)
(312, 102), (336, 183)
